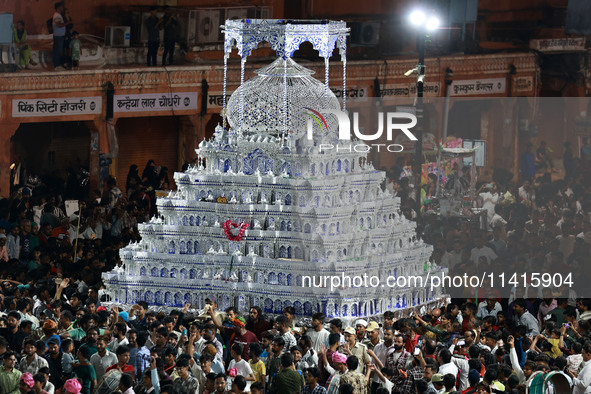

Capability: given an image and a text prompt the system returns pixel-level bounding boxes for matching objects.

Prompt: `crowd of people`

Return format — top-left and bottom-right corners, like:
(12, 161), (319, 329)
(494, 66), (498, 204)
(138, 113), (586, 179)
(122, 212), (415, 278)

(0, 146), (590, 394)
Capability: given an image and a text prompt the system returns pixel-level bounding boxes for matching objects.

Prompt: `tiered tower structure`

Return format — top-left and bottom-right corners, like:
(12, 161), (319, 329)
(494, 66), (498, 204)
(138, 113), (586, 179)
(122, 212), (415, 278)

(103, 20), (442, 317)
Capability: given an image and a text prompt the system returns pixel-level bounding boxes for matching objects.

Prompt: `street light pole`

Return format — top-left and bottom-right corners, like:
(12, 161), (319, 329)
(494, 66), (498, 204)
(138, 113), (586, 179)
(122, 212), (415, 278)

(414, 34), (425, 215)
(408, 9), (438, 216)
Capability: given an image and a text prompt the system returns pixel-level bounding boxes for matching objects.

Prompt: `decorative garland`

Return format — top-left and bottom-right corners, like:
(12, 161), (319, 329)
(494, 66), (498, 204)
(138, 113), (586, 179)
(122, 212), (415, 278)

(222, 220), (249, 241)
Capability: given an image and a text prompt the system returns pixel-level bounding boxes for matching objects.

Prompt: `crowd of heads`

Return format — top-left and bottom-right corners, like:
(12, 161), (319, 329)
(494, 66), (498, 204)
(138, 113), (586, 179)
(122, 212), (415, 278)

(0, 152), (590, 393)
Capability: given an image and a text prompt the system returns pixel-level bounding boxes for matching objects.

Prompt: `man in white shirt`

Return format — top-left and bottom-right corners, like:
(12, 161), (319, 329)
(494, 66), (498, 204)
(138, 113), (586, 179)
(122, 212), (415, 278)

(470, 231), (497, 270)
(437, 349), (458, 389)
(568, 342), (591, 394)
(512, 299), (540, 337)
(518, 180), (535, 202)
(306, 313), (330, 352)
(108, 322), (129, 353)
(440, 239), (463, 271)
(52, 2), (68, 70)
(477, 298), (502, 319)
(90, 336), (118, 382)
(367, 327), (395, 393)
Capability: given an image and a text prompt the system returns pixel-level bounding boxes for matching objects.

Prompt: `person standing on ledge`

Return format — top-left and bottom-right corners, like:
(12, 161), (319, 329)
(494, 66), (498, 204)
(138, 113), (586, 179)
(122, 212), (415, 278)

(52, 2), (69, 70)
(145, 6), (162, 67)
(161, 6), (178, 66)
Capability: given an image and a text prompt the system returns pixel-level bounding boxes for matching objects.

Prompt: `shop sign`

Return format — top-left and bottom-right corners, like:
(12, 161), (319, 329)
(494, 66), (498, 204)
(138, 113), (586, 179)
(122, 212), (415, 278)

(12, 96), (101, 117)
(530, 37), (585, 52)
(450, 78), (506, 96)
(513, 76), (534, 93)
(114, 92), (198, 112)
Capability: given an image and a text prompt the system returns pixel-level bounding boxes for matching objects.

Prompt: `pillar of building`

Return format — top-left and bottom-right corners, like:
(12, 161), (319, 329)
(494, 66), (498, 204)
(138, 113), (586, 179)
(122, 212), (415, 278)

(178, 114), (203, 169)
(0, 122), (20, 197)
(86, 118), (110, 195)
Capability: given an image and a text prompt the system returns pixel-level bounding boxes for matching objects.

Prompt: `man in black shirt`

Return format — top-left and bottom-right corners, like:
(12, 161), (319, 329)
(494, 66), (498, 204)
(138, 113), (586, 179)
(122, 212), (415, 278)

(161, 6), (178, 66)
(44, 337), (62, 389)
(0, 311), (28, 355)
(145, 7), (162, 67)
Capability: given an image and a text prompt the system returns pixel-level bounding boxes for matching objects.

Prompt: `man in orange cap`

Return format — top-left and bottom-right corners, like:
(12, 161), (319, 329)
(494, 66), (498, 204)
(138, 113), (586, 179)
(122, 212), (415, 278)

(229, 316), (259, 361)
(41, 319), (60, 346)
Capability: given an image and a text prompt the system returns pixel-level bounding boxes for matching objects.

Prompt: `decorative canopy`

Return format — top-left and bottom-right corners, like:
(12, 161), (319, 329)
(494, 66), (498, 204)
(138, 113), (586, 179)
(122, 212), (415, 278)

(222, 19), (349, 60)
(226, 58), (341, 136)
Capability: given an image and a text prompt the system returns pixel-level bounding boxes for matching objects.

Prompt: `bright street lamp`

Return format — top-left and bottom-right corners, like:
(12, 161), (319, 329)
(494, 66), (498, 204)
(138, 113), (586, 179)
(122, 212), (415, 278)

(426, 16), (440, 31)
(409, 10), (426, 26)
(407, 9), (440, 214)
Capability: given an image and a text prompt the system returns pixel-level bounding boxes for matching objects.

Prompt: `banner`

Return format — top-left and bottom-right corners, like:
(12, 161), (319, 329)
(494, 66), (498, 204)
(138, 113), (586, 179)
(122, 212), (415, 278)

(530, 37), (585, 52)
(114, 92), (198, 112)
(450, 78), (506, 96)
(12, 97), (101, 117)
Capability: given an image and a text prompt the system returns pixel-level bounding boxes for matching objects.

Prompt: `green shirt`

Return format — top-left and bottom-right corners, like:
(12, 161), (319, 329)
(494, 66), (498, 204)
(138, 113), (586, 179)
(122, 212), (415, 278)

(80, 343), (98, 358)
(68, 327), (105, 341)
(271, 368), (303, 394)
(70, 39), (81, 61)
(0, 366), (22, 394)
(73, 363), (97, 394)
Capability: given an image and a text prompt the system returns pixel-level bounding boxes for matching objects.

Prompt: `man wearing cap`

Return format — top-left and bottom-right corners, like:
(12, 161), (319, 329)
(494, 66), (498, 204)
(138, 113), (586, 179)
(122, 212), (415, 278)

(362, 322), (381, 351)
(44, 337), (63, 389)
(41, 318), (61, 346)
(319, 350), (348, 394)
(340, 327), (370, 374)
(430, 374), (444, 393)
(211, 312), (258, 361)
(355, 320), (367, 343)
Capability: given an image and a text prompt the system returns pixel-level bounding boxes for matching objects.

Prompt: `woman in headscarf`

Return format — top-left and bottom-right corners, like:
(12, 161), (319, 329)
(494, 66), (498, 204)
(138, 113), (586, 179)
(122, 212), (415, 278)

(141, 160), (159, 191)
(126, 164), (141, 197)
(13, 21), (36, 69)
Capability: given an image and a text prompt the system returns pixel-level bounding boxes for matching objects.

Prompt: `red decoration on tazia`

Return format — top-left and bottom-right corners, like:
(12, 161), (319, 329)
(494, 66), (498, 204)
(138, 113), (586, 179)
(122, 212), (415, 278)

(222, 220), (249, 241)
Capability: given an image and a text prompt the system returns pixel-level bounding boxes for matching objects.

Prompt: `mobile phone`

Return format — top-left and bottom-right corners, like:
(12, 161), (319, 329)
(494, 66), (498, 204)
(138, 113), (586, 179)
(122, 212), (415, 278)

(564, 323), (570, 328)
(457, 340), (465, 346)
(183, 329), (188, 336)
(413, 346), (420, 356)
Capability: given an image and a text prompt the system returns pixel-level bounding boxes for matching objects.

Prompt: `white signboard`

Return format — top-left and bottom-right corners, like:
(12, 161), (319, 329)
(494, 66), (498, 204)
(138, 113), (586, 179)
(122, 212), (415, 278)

(12, 97), (101, 117)
(207, 92), (231, 108)
(450, 78), (506, 96)
(330, 86), (368, 101)
(65, 200), (79, 218)
(381, 82), (440, 98)
(462, 139), (486, 167)
(513, 76), (534, 93)
(114, 92), (198, 112)
(530, 37), (585, 52)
